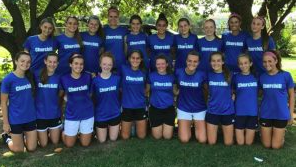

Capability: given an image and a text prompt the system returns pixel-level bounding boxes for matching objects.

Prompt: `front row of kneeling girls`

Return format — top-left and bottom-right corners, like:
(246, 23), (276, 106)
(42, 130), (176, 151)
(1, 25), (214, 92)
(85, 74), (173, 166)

(1, 50), (294, 152)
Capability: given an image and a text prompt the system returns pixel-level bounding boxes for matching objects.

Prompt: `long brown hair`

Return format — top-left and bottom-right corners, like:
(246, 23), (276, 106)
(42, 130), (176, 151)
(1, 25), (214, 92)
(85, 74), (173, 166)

(253, 16), (269, 51)
(204, 19), (220, 40)
(210, 51), (230, 83)
(40, 52), (59, 84)
(65, 16), (83, 51)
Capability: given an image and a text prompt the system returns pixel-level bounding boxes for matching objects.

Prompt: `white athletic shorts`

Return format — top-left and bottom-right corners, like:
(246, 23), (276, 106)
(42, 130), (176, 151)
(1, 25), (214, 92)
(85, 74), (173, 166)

(177, 108), (206, 121)
(64, 117), (94, 136)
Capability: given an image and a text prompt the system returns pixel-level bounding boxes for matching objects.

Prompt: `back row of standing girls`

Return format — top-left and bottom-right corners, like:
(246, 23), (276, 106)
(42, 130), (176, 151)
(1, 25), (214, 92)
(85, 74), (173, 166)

(1, 6), (294, 152)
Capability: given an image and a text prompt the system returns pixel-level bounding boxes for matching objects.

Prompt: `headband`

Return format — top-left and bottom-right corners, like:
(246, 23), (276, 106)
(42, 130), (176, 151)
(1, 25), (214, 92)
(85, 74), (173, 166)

(229, 13), (242, 21)
(264, 51), (277, 60)
(255, 16), (266, 25)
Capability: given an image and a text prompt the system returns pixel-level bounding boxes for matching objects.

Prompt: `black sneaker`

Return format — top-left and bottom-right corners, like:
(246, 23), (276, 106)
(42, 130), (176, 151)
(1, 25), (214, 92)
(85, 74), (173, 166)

(1, 133), (11, 144)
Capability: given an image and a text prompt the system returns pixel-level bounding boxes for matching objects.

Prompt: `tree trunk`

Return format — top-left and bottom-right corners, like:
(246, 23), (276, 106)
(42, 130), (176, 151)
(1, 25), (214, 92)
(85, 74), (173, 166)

(225, 0), (254, 32)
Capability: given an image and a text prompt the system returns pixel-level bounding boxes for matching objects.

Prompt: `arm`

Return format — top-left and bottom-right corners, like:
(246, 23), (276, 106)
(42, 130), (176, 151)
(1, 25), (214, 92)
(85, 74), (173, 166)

(203, 83), (209, 103)
(145, 84), (150, 98)
(288, 88), (295, 125)
(124, 35), (128, 56)
(1, 93), (10, 133)
(173, 84), (179, 96)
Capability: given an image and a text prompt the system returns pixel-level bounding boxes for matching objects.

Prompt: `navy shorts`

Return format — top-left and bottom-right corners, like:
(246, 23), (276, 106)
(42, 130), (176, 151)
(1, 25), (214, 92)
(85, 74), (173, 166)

(259, 118), (288, 128)
(10, 120), (37, 134)
(36, 118), (62, 131)
(205, 112), (235, 126)
(95, 115), (121, 128)
(121, 108), (147, 122)
(149, 105), (176, 127)
(235, 116), (258, 130)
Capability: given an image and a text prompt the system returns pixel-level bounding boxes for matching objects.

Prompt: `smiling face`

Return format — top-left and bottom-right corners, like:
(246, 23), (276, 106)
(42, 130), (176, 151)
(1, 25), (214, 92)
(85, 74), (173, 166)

(178, 20), (190, 36)
(88, 19), (99, 35)
(70, 56), (84, 74)
(130, 19), (141, 33)
(40, 22), (54, 38)
(129, 52), (142, 70)
(251, 18), (264, 34)
(203, 20), (216, 37)
(186, 54), (199, 72)
(156, 20), (167, 36)
(263, 54), (278, 73)
(100, 56), (113, 73)
(228, 17), (241, 32)
(210, 54), (224, 72)
(15, 54), (31, 72)
(65, 17), (78, 34)
(45, 55), (58, 74)
(156, 58), (168, 74)
(238, 56), (252, 74)
(108, 11), (119, 27)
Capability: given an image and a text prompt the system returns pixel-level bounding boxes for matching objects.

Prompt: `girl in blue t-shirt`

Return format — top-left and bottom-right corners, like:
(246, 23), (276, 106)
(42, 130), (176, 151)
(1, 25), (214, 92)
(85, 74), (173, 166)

(1, 51), (37, 153)
(174, 18), (198, 69)
(93, 52), (121, 143)
(232, 53), (258, 145)
(120, 50), (147, 140)
(104, 6), (128, 71)
(56, 16), (82, 75)
(197, 19), (223, 72)
(124, 15), (149, 69)
(60, 54), (94, 148)
(222, 13), (249, 73)
(205, 51), (235, 145)
(34, 52), (62, 147)
(175, 51), (207, 144)
(81, 15), (104, 74)
(259, 50), (294, 149)
(147, 13), (174, 71)
(246, 16), (276, 75)
(146, 55), (177, 140)
(24, 18), (57, 72)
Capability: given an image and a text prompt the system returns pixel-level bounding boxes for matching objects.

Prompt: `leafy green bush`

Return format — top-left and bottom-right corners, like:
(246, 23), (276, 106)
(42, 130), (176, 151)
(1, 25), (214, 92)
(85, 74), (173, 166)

(277, 27), (296, 57)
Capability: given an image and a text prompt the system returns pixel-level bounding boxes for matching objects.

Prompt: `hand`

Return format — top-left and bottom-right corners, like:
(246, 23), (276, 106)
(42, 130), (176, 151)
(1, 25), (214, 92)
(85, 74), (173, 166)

(288, 118), (294, 126)
(3, 123), (11, 133)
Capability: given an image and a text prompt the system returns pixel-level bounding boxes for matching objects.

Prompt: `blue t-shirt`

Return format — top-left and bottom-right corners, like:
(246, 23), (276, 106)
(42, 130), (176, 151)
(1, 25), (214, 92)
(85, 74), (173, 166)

(56, 34), (81, 75)
(174, 34), (198, 69)
(1, 73), (36, 124)
(207, 72), (234, 115)
(126, 32), (149, 69)
(259, 71), (294, 120)
(121, 65), (146, 109)
(175, 68), (207, 113)
(103, 25), (128, 69)
(148, 72), (175, 109)
(23, 35), (57, 72)
(197, 37), (223, 72)
(81, 31), (103, 73)
(92, 74), (121, 122)
(34, 71), (61, 119)
(147, 34), (174, 70)
(232, 73), (258, 116)
(246, 36), (276, 74)
(222, 31), (249, 72)
(60, 72), (94, 120)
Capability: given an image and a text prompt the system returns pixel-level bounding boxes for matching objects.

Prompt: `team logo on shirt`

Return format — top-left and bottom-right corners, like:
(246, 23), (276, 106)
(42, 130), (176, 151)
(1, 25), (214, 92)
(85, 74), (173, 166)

(126, 76), (144, 82)
(154, 45), (170, 50)
(35, 47), (53, 52)
(237, 82), (257, 88)
(248, 47), (263, 51)
(99, 86), (117, 93)
(68, 85), (88, 92)
(225, 41), (243, 47)
(209, 81), (228, 86)
(15, 84), (31, 91)
(180, 81), (199, 87)
(130, 41), (146, 45)
(154, 82), (172, 87)
(177, 44), (193, 49)
(83, 41), (99, 47)
(106, 35), (122, 40)
(201, 47), (218, 51)
(262, 84), (282, 89)
(38, 83), (58, 88)
(64, 44), (80, 49)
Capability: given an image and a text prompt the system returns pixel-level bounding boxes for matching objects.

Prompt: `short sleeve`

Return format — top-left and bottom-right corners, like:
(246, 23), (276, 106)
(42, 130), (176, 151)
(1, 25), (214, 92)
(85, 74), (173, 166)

(1, 76), (11, 94)
(23, 37), (31, 50)
(268, 37), (276, 50)
(284, 72), (295, 89)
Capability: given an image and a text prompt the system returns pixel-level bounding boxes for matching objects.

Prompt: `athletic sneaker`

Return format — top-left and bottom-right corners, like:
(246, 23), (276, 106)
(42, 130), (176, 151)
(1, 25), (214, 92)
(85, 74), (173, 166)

(1, 133), (12, 144)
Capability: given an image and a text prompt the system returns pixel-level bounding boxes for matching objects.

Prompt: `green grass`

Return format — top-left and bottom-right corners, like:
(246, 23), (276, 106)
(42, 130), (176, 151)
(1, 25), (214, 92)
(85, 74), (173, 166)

(1, 126), (296, 167)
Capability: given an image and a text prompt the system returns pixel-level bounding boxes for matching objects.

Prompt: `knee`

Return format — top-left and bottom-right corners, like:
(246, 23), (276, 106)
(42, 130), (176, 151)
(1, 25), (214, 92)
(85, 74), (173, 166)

(224, 141), (233, 146)
(12, 147), (24, 153)
(81, 142), (91, 147)
(121, 133), (130, 140)
(245, 141), (253, 146)
(64, 142), (75, 148)
(236, 140), (245, 146)
(262, 142), (271, 148)
(39, 142), (48, 148)
(109, 136), (118, 142)
(26, 145), (37, 152)
(272, 143), (283, 149)
(198, 137), (207, 144)
(137, 133), (146, 139)
(98, 138), (106, 143)
(179, 136), (190, 143)
(152, 134), (162, 140)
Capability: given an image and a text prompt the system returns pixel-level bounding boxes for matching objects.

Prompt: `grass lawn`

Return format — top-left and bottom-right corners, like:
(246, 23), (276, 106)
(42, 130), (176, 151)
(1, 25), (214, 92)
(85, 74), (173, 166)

(0, 126), (296, 167)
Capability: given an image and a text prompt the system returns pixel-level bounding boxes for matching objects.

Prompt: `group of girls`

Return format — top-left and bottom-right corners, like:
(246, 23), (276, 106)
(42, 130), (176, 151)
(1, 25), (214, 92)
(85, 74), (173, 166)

(1, 6), (294, 153)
